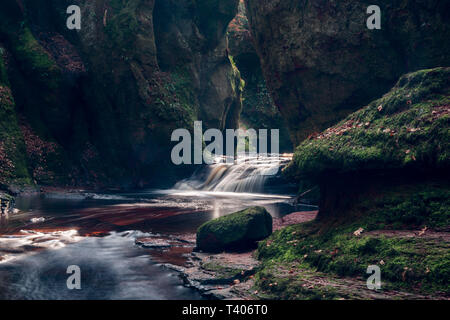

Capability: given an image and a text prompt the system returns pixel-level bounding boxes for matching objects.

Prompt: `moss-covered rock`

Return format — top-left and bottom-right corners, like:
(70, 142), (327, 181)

(284, 68), (449, 223)
(153, 0), (242, 131)
(287, 67), (449, 179)
(255, 224), (450, 298)
(255, 212), (450, 298)
(196, 206), (273, 253)
(0, 0), (84, 187)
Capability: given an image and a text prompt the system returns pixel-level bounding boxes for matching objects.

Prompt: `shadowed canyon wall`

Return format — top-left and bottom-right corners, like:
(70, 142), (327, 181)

(227, 0), (292, 152)
(244, 0), (450, 145)
(0, 0), (241, 190)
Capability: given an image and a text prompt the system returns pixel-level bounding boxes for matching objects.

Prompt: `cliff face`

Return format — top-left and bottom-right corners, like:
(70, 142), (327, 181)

(0, 0), (241, 189)
(0, 44), (30, 190)
(244, 0), (450, 145)
(153, 0), (242, 130)
(227, 1), (292, 151)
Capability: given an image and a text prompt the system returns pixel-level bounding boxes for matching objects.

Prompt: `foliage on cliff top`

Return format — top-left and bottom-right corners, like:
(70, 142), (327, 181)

(287, 67), (449, 180)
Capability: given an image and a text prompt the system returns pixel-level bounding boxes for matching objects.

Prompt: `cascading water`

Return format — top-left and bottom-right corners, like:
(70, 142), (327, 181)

(175, 154), (293, 193)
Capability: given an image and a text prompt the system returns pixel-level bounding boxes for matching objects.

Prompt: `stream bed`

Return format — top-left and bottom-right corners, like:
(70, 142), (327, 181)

(0, 189), (313, 300)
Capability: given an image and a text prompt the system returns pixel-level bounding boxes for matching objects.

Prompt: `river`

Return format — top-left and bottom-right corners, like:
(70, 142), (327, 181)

(0, 155), (315, 300)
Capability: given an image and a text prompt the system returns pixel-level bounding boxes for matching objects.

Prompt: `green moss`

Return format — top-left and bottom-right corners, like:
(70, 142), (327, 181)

(288, 68), (450, 180)
(264, 68), (450, 299)
(0, 50), (32, 185)
(202, 262), (243, 279)
(146, 67), (197, 130)
(255, 219), (450, 297)
(0, 26), (69, 186)
(253, 261), (343, 300)
(361, 183), (450, 231)
(252, 178), (449, 298)
(105, 0), (140, 55)
(196, 206), (272, 252)
(163, 67), (197, 123)
(12, 27), (61, 89)
(0, 0), (60, 91)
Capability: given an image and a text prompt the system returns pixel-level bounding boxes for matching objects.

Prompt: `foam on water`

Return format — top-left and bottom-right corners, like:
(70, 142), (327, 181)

(0, 229), (84, 264)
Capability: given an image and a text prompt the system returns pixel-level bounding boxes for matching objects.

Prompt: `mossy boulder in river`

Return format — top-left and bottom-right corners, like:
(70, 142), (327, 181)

(196, 206), (273, 253)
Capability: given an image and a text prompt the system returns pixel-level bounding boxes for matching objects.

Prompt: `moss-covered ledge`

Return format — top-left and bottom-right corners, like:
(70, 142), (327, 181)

(287, 67), (449, 179)
(284, 68), (449, 223)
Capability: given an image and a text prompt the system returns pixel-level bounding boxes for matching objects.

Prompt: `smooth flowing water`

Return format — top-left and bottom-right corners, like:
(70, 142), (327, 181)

(0, 155), (315, 300)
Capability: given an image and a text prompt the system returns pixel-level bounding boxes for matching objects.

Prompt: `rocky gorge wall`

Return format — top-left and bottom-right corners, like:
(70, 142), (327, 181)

(0, 0), (242, 191)
(244, 0), (450, 145)
(227, 0), (292, 151)
(240, 0), (449, 226)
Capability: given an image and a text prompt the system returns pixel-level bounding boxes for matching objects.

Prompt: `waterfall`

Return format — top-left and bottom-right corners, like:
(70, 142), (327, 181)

(175, 154), (292, 193)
